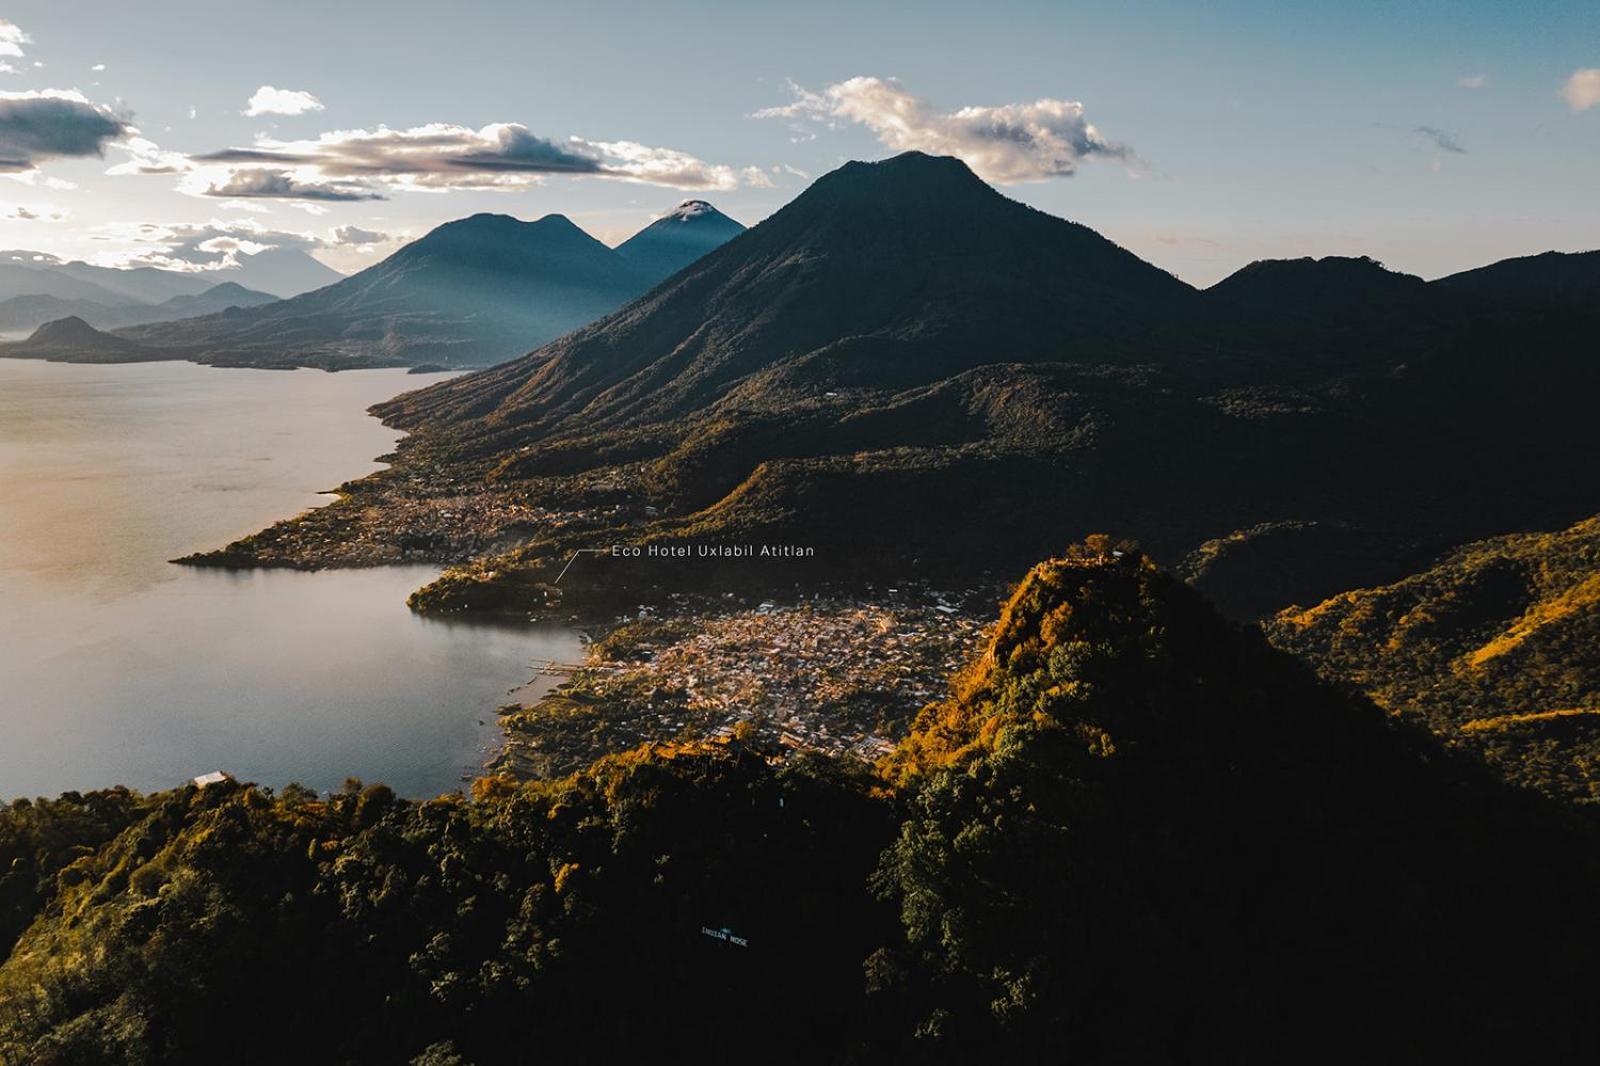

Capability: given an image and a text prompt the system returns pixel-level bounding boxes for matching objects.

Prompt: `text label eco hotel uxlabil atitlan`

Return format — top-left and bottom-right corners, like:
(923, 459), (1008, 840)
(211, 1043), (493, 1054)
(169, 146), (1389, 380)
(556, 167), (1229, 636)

(610, 543), (815, 559)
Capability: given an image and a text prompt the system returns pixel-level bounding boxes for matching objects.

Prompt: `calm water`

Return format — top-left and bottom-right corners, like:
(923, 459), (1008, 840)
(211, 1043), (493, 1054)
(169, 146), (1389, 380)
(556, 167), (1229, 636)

(0, 358), (581, 800)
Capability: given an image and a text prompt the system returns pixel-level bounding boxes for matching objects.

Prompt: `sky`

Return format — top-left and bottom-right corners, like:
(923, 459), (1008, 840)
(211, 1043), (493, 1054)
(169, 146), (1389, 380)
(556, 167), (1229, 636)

(0, 0), (1596, 286)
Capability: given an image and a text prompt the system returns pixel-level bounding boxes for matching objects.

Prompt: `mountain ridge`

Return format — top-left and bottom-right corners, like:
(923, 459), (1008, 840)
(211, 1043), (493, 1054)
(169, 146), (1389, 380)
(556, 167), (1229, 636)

(103, 204), (743, 370)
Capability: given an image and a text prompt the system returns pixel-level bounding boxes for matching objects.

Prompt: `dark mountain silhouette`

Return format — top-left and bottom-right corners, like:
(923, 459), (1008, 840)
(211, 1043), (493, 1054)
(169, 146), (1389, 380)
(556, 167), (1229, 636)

(104, 207), (741, 370)
(1434, 248), (1600, 305)
(614, 199), (746, 281)
(1205, 255), (1426, 318)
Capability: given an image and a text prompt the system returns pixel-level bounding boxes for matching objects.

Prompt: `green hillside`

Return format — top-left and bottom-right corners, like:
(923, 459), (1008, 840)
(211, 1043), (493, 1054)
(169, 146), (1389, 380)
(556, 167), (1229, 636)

(7, 546), (1597, 1063)
(1266, 514), (1600, 804)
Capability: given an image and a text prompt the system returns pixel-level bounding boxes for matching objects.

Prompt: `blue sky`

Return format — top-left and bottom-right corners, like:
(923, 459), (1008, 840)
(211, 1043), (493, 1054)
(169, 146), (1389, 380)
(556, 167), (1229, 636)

(0, 0), (1595, 284)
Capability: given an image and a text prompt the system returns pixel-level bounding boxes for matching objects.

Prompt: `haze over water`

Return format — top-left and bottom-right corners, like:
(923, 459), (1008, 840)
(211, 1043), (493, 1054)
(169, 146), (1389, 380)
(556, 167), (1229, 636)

(0, 358), (580, 799)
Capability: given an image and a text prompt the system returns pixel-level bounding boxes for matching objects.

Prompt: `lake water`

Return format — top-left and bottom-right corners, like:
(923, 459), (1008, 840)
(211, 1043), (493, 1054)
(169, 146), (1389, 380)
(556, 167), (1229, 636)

(0, 358), (581, 800)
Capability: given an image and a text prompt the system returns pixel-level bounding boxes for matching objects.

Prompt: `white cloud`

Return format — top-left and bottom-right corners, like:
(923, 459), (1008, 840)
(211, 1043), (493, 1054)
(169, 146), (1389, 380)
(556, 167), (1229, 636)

(754, 76), (1133, 184)
(192, 121), (753, 193)
(243, 85), (325, 117)
(1457, 74), (1487, 89)
(91, 63), (106, 72)
(1561, 69), (1600, 112)
(0, 19), (29, 59)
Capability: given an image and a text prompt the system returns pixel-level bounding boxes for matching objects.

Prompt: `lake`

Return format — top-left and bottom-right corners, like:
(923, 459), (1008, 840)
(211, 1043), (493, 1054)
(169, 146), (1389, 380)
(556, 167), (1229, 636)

(0, 358), (582, 800)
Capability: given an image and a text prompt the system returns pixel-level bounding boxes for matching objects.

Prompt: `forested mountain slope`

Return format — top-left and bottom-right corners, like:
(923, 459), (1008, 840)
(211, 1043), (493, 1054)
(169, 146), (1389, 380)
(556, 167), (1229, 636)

(5, 547), (1596, 1063)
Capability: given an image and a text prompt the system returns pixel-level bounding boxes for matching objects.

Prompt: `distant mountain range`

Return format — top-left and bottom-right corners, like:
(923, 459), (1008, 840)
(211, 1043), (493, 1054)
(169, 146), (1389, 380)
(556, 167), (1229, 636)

(4, 203), (747, 371)
(114, 207), (744, 369)
(0, 247), (325, 339)
(0, 281), (278, 337)
(0, 247), (337, 304)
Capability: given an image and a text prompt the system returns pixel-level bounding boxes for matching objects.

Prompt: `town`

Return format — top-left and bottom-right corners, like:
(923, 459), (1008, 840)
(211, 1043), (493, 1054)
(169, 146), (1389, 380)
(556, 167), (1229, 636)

(491, 587), (992, 778)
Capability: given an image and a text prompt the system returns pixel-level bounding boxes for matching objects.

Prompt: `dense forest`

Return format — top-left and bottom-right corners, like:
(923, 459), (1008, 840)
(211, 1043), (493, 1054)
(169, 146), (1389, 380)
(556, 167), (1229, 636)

(6, 544), (1597, 1063)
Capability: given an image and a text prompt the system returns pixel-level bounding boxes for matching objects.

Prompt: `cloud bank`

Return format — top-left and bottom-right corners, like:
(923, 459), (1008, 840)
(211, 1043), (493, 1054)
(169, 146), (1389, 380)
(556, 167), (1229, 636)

(754, 76), (1133, 183)
(0, 89), (130, 172)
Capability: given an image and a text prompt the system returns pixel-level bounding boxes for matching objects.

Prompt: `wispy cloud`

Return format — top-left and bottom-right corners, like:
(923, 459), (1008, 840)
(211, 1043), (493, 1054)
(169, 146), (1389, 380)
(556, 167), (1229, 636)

(193, 167), (385, 202)
(754, 76), (1134, 184)
(1414, 126), (1466, 154)
(244, 86), (325, 117)
(1457, 74), (1487, 89)
(187, 121), (752, 196)
(1560, 69), (1600, 112)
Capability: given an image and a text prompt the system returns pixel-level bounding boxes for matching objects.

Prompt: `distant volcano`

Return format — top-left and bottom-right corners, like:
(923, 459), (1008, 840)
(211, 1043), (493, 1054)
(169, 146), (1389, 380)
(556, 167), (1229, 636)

(102, 205), (744, 370)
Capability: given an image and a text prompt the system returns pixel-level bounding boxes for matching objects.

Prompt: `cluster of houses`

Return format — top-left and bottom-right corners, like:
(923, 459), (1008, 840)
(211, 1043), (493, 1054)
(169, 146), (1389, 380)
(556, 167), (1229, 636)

(575, 589), (990, 761)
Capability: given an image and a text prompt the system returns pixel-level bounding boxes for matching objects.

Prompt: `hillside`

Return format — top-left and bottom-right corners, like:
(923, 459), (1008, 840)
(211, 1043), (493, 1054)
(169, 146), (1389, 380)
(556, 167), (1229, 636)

(4, 547), (1596, 1062)
(208, 152), (1600, 625)
(1266, 514), (1600, 804)
(0, 316), (160, 362)
(111, 207), (742, 370)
